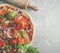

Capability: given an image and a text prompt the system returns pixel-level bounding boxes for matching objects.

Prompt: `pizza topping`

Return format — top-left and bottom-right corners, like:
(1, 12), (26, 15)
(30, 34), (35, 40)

(0, 9), (8, 16)
(7, 27), (15, 38)
(10, 38), (19, 45)
(4, 12), (16, 18)
(0, 5), (34, 53)
(0, 40), (3, 47)
(2, 22), (8, 29)
(18, 30), (26, 38)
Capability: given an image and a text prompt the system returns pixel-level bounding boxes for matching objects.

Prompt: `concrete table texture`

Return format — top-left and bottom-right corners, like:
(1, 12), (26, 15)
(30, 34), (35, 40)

(0, 0), (60, 53)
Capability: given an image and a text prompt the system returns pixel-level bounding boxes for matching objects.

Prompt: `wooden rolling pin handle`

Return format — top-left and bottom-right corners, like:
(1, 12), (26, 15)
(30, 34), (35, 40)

(3, 0), (39, 11)
(28, 4), (39, 11)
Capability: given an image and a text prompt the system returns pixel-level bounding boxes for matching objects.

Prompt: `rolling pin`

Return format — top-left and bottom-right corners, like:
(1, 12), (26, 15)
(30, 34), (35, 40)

(3, 0), (38, 11)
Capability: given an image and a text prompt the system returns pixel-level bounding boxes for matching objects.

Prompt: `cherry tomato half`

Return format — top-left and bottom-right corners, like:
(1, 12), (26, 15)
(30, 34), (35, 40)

(0, 40), (3, 47)
(10, 38), (19, 45)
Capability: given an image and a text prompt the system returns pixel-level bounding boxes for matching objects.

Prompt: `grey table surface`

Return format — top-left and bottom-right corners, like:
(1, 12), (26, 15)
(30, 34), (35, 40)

(0, 0), (60, 53)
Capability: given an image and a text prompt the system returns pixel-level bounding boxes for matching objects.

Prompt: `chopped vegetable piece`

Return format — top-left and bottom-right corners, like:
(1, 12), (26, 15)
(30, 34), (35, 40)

(20, 30), (26, 38)
(0, 40), (3, 47)
(14, 44), (24, 50)
(23, 44), (30, 51)
(18, 38), (24, 44)
(5, 12), (16, 18)
(0, 18), (2, 22)
(26, 46), (39, 53)
(10, 38), (19, 44)
(7, 27), (15, 38)
(4, 45), (10, 52)
(2, 18), (6, 23)
(0, 9), (8, 16)
(2, 23), (8, 28)
(14, 44), (39, 53)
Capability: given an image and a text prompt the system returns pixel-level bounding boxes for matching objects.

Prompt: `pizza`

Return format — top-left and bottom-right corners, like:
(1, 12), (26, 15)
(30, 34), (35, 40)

(0, 4), (34, 53)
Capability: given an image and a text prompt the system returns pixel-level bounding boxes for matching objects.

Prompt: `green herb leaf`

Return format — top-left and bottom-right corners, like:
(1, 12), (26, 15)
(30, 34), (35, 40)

(26, 46), (39, 53)
(24, 44), (30, 50)
(2, 18), (6, 23)
(2, 45), (10, 52)
(14, 44), (24, 50)
(14, 44), (25, 53)
(4, 12), (16, 18)
(14, 44), (39, 53)
(20, 30), (26, 38)
(0, 16), (3, 18)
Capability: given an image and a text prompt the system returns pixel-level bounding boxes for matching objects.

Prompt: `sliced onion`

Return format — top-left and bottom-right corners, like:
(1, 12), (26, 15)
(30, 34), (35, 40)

(0, 30), (3, 36)
(4, 27), (9, 34)
(7, 27), (15, 38)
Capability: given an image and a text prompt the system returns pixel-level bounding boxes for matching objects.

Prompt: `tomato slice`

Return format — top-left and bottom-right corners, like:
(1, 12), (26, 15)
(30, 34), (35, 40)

(2, 23), (8, 28)
(0, 18), (2, 23)
(0, 9), (8, 16)
(18, 38), (23, 44)
(10, 38), (19, 45)
(3, 43), (7, 46)
(0, 40), (3, 47)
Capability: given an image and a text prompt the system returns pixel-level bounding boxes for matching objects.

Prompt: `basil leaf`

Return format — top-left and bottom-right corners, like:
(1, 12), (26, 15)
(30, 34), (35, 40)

(24, 44), (30, 50)
(26, 46), (39, 53)
(14, 44), (25, 53)
(4, 12), (16, 18)
(14, 44), (39, 53)
(14, 44), (24, 50)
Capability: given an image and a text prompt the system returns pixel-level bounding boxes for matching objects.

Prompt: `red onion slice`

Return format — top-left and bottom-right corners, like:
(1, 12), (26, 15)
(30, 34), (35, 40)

(7, 27), (15, 38)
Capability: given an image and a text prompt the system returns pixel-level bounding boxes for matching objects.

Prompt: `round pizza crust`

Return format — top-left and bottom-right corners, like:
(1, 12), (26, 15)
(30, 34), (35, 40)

(0, 3), (35, 44)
